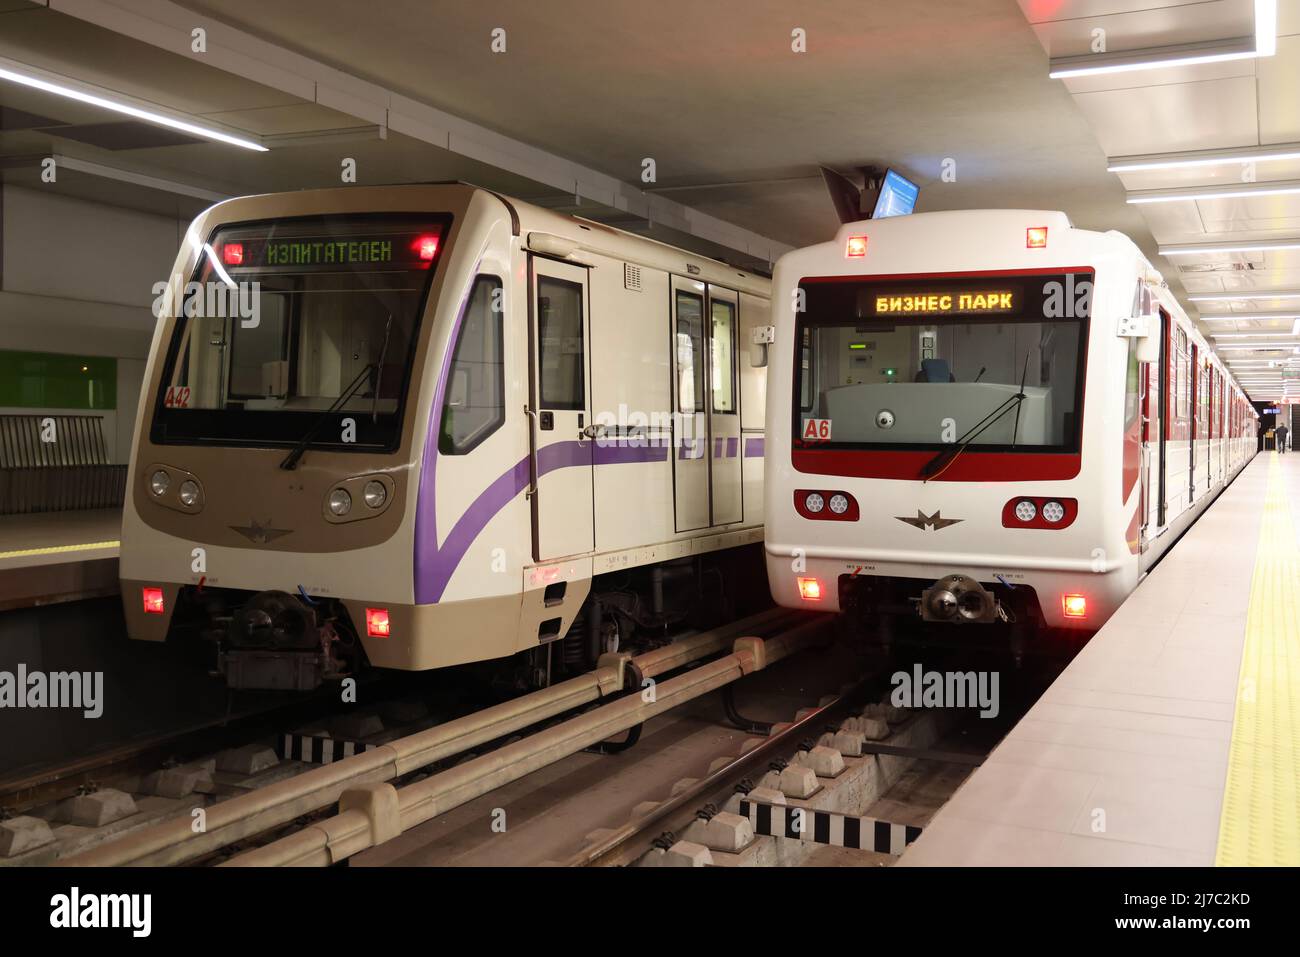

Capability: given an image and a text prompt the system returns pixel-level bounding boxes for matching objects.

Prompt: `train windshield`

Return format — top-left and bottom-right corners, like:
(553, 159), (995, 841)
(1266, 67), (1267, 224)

(151, 213), (449, 450)
(794, 271), (1090, 452)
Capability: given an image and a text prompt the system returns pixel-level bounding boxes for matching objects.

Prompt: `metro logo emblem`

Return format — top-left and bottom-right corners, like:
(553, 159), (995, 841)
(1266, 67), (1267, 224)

(802, 418), (832, 441)
(895, 510), (963, 531)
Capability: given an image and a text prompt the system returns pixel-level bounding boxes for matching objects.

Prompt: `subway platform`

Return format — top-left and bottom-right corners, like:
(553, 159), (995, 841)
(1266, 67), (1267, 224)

(0, 509), (121, 611)
(901, 450), (1298, 867)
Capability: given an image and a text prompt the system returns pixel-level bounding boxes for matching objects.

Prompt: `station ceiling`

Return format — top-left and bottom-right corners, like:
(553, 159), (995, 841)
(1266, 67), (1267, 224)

(0, 0), (1296, 398)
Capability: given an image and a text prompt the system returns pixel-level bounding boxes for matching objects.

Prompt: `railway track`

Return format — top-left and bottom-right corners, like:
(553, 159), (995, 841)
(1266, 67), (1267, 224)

(6, 604), (1044, 868)
(3, 607), (811, 866)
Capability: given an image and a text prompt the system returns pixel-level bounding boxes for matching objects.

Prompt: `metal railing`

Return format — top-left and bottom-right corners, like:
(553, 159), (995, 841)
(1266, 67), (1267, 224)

(0, 415), (126, 514)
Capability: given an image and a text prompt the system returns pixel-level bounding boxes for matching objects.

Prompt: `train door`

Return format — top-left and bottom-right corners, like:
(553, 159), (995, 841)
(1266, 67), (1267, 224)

(529, 258), (595, 561)
(1138, 349), (1151, 548)
(1156, 309), (1169, 528)
(1209, 368), (1217, 489)
(672, 277), (710, 531)
(1188, 343), (1197, 505)
(707, 287), (742, 526)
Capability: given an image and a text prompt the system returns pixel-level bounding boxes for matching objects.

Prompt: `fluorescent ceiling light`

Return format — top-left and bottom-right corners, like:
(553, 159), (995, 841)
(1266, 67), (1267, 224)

(1129, 180), (1300, 204)
(1200, 313), (1300, 322)
(1189, 291), (1300, 302)
(0, 62), (267, 152)
(1109, 144), (1300, 173)
(1257, 0), (1278, 57)
(1160, 239), (1300, 255)
(1212, 332), (1300, 338)
(1050, 3), (1275, 79)
(1049, 41), (1256, 79)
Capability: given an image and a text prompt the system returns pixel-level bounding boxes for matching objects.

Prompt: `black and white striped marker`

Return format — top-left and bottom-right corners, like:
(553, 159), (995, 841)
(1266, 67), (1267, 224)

(280, 734), (374, 764)
(739, 800), (922, 855)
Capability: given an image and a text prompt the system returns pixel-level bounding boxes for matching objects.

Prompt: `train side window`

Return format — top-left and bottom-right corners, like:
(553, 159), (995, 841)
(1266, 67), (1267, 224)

(537, 277), (585, 410)
(710, 299), (736, 414)
(439, 276), (505, 455)
(1124, 339), (1140, 428)
(676, 291), (704, 412)
(799, 327), (814, 413)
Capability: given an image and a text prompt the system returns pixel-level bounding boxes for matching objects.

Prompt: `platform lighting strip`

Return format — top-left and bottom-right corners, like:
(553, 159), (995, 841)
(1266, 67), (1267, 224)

(0, 63), (268, 152)
(1049, 0), (1276, 79)
(1216, 453), (1300, 866)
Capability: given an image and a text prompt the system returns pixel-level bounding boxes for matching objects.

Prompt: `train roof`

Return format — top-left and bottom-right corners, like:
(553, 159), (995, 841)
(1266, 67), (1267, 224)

(194, 182), (770, 298)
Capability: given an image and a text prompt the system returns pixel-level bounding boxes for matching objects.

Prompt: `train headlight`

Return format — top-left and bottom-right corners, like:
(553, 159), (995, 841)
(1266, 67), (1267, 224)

(328, 488), (353, 516)
(150, 470), (171, 496)
(363, 480), (387, 509)
(178, 480), (200, 507)
(804, 492), (825, 513)
(1014, 499), (1037, 522)
(1042, 500), (1066, 523)
(829, 494), (849, 515)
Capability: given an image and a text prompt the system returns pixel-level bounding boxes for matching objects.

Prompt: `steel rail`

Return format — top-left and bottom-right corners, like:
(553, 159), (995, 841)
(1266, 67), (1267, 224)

(568, 675), (869, 867)
(222, 617), (832, 866)
(64, 607), (802, 867)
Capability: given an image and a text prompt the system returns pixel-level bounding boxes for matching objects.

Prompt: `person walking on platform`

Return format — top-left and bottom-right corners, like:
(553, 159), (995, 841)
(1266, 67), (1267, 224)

(1277, 423), (1289, 454)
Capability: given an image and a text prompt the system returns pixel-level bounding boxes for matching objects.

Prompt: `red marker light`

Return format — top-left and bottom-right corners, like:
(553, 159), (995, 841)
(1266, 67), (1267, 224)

(1026, 226), (1048, 249)
(846, 236), (868, 258)
(142, 587), (165, 615)
(797, 577), (824, 601)
(413, 235), (439, 261)
(1062, 594), (1087, 619)
(366, 607), (391, 638)
(222, 242), (244, 265)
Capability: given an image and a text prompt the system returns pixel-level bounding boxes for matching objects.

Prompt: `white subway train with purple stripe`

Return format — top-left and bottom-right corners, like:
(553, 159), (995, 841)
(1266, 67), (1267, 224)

(121, 184), (771, 690)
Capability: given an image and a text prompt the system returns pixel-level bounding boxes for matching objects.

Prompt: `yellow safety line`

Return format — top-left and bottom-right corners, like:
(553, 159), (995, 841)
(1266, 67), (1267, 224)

(0, 540), (120, 561)
(1216, 453), (1300, 866)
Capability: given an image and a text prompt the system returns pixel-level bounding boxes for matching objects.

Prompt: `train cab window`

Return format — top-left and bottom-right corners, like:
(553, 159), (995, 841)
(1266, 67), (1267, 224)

(440, 276), (504, 455)
(711, 299), (737, 414)
(151, 213), (449, 451)
(792, 272), (1090, 453)
(676, 291), (705, 412)
(537, 277), (585, 410)
(228, 295), (290, 399)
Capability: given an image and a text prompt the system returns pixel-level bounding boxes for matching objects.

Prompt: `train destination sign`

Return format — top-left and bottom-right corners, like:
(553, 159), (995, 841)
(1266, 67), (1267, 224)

(214, 230), (441, 272)
(873, 290), (1017, 316)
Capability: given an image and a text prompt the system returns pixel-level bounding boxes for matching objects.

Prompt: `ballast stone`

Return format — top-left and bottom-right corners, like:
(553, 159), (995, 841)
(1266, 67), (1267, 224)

(216, 744), (279, 776)
(57, 788), (137, 827)
(778, 764), (819, 799)
(660, 840), (712, 866)
(698, 812), (754, 853)
(0, 815), (55, 857)
(142, 764), (213, 798)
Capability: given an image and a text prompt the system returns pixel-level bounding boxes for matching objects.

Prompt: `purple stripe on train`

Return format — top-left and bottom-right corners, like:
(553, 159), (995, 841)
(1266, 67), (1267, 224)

(744, 437), (765, 457)
(416, 430), (670, 602)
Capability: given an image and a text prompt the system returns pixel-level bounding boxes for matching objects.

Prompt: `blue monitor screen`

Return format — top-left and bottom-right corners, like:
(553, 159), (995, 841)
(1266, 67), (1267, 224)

(872, 169), (919, 219)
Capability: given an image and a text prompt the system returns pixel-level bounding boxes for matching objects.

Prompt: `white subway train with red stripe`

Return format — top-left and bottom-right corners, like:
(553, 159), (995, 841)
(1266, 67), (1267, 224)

(763, 210), (1257, 650)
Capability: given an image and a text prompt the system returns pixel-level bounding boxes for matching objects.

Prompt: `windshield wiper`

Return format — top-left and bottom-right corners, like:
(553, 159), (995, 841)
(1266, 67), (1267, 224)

(919, 353), (1031, 482)
(371, 313), (393, 424)
(279, 363), (376, 471)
